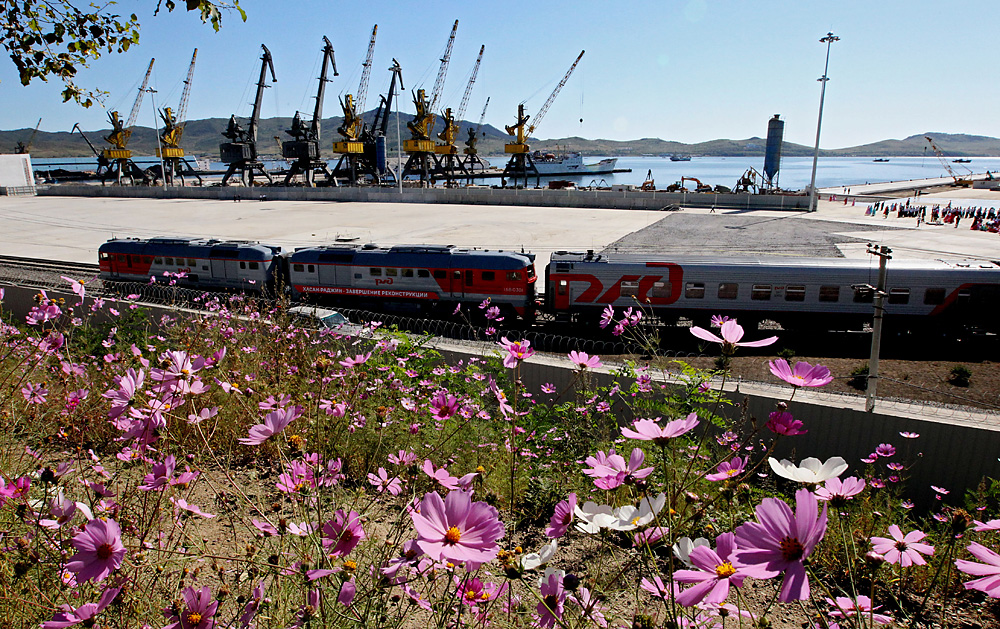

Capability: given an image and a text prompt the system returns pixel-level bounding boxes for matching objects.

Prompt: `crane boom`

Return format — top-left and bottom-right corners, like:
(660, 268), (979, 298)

(176, 49), (198, 128)
(476, 97), (490, 134)
(924, 136), (970, 185)
(249, 45), (277, 146)
(429, 19), (458, 112)
(356, 25), (377, 113)
(311, 37), (338, 139)
(455, 44), (484, 123)
(125, 58), (156, 132)
(527, 50), (584, 136)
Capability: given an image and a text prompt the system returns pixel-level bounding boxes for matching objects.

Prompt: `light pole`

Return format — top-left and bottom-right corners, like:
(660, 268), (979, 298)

(147, 87), (167, 187)
(807, 32), (839, 213)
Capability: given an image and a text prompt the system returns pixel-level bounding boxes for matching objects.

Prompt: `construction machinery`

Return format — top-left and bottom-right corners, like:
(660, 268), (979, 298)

(461, 96), (490, 177)
(102, 58), (155, 186)
(502, 50), (584, 188)
(14, 118), (41, 154)
(434, 44), (484, 187)
(156, 49), (202, 186)
(666, 177), (713, 193)
(401, 20), (457, 185)
(220, 45), (276, 186)
(733, 167), (765, 194)
(331, 25), (378, 185)
(924, 136), (973, 187)
(281, 37), (338, 186)
(640, 169), (655, 191)
(71, 123), (111, 177)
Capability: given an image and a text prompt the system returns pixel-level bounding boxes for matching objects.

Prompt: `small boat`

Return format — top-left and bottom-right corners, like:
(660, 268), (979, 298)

(529, 151), (618, 175)
(669, 154), (692, 162)
(953, 158), (972, 163)
(873, 158), (890, 162)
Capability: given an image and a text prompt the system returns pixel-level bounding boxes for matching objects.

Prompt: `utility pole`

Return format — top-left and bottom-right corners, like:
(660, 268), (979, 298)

(147, 88), (166, 187)
(865, 244), (892, 412)
(807, 32), (839, 213)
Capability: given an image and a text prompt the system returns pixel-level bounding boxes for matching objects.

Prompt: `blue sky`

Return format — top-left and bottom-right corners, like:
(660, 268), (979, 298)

(2, 0), (998, 148)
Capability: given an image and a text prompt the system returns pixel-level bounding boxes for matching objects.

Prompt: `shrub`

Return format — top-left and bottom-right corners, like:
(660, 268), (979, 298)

(848, 363), (869, 390)
(776, 347), (796, 360)
(949, 364), (973, 387)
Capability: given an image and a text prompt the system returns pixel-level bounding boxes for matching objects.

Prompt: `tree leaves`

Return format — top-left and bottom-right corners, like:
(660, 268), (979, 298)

(3, 1), (245, 107)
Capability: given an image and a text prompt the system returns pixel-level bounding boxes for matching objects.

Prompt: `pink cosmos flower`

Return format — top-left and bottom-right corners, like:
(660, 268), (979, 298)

(66, 518), (126, 584)
(582, 448), (654, 490)
(537, 569), (568, 627)
(499, 337), (535, 368)
(734, 488), (828, 602)
(139, 455), (176, 492)
(546, 493), (577, 538)
(411, 490), (505, 564)
(599, 305), (614, 328)
(871, 525), (934, 567)
(163, 585), (218, 629)
(974, 519), (1000, 532)
(674, 532), (751, 606)
(768, 358), (834, 387)
(238, 581), (266, 627)
(171, 497), (216, 519)
(956, 542), (1000, 598)
(815, 476), (866, 503)
(690, 320), (778, 354)
(899, 431), (920, 439)
(239, 405), (303, 445)
(368, 467), (403, 495)
(339, 352), (372, 368)
(389, 450), (419, 467)
(621, 413), (699, 445)
(825, 595), (893, 624)
(766, 411), (807, 436)
(430, 390), (461, 420)
(567, 351), (602, 370)
(640, 575), (680, 600)
(42, 586), (119, 629)
(422, 459), (460, 490)
(705, 456), (746, 482)
(22, 383), (48, 404)
(875, 443), (896, 457)
(322, 509), (366, 557)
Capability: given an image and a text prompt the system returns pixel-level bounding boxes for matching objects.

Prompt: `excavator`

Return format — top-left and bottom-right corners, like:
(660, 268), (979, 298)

(102, 59), (155, 186)
(502, 50), (585, 188)
(665, 176), (713, 193)
(220, 45), (276, 186)
(156, 49), (201, 186)
(281, 37), (338, 186)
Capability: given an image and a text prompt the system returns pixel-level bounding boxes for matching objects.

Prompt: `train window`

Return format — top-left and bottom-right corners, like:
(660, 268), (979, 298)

(117, 254), (126, 262)
(434, 270), (446, 279)
(293, 264), (304, 272)
(527, 266), (536, 279)
(99, 252), (109, 260)
(249, 262), (260, 270)
(453, 270), (461, 279)
(652, 282), (670, 298)
(239, 261), (246, 270)
(354, 273), (362, 279)
(507, 271), (522, 281)
(957, 289), (971, 302)
(718, 283), (738, 300)
(165, 257), (174, 265)
(853, 287), (874, 303)
(819, 286), (840, 302)
(466, 271), (474, 285)
(558, 280), (568, 295)
(751, 285), (772, 301)
(402, 269), (414, 278)
(785, 285), (806, 302)
(154, 258), (163, 265)
(685, 282), (705, 299)
(418, 269), (430, 278)
(386, 268), (398, 277)
(482, 271), (495, 281)
(888, 288), (910, 304)
(307, 265), (315, 273)
(621, 281), (639, 297)
(370, 268), (382, 276)
(202, 266), (208, 271)
(187, 258), (197, 266)
(924, 288), (945, 305)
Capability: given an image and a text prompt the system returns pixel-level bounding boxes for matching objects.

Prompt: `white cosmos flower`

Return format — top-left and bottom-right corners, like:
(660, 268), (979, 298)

(672, 536), (710, 568)
(608, 493), (667, 531)
(768, 456), (848, 484)
(574, 501), (615, 534)
(521, 540), (558, 570)
(538, 566), (566, 588)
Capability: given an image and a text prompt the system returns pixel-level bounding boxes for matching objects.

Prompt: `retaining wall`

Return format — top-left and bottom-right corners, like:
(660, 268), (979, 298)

(40, 184), (811, 211)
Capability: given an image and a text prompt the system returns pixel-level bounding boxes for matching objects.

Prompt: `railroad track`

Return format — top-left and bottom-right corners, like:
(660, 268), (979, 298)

(0, 255), (100, 276)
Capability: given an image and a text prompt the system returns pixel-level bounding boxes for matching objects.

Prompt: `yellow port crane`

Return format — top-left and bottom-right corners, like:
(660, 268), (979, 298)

(502, 50), (584, 188)
(401, 19), (458, 184)
(924, 136), (973, 187)
(333, 25), (378, 183)
(103, 58), (155, 186)
(435, 44), (484, 186)
(156, 49), (201, 186)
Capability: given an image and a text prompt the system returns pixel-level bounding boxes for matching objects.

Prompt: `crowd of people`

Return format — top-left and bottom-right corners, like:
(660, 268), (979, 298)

(864, 199), (1000, 232)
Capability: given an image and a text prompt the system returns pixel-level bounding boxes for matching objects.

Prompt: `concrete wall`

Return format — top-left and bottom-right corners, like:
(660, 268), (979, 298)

(40, 183), (811, 212)
(0, 154), (35, 192)
(5, 282), (993, 507)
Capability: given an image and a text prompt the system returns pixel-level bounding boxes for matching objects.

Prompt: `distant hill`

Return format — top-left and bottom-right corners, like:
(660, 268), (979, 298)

(4, 113), (999, 160)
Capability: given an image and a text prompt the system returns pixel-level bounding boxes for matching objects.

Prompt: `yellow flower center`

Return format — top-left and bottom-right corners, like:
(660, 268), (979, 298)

(343, 560), (357, 572)
(445, 526), (462, 545)
(779, 536), (805, 562)
(727, 469), (739, 476)
(632, 516), (641, 526)
(187, 612), (203, 625)
(465, 589), (478, 600)
(715, 562), (737, 578)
